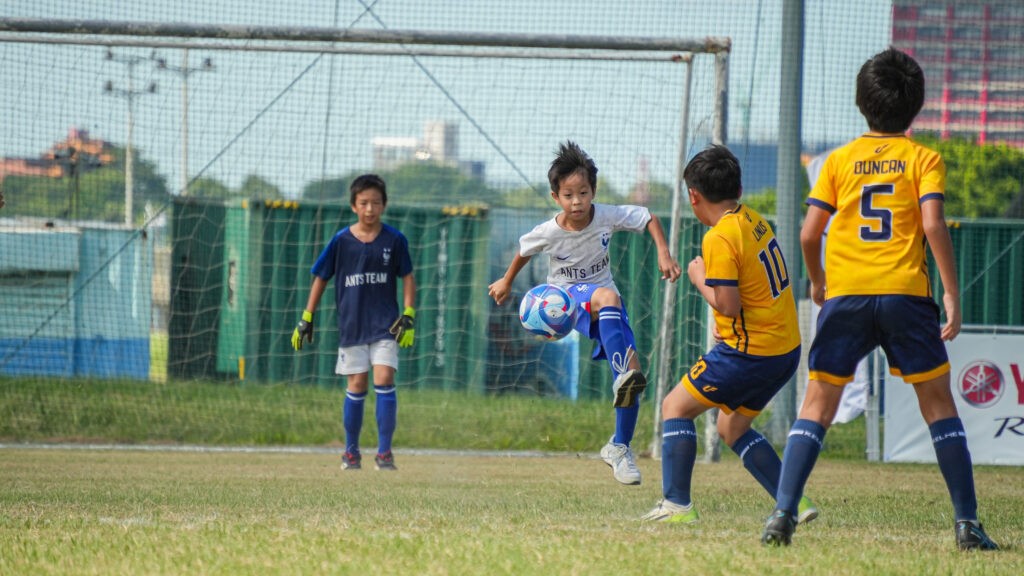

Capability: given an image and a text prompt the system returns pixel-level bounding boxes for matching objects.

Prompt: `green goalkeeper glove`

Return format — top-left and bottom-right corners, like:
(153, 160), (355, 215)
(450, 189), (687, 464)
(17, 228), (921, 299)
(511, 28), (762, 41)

(389, 306), (416, 348)
(291, 310), (314, 351)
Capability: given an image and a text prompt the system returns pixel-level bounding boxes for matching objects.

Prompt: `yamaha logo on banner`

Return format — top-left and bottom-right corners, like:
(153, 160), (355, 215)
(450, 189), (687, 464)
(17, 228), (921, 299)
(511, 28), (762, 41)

(884, 330), (1024, 465)
(958, 361), (1004, 408)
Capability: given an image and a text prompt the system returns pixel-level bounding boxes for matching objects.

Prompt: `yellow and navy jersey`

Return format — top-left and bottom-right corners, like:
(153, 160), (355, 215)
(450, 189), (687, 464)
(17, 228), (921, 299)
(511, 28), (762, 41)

(703, 204), (800, 356)
(808, 134), (944, 298)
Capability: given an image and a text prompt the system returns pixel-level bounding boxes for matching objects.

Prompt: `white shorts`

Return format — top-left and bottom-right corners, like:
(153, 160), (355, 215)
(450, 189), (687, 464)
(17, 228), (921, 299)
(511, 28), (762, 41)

(335, 339), (399, 375)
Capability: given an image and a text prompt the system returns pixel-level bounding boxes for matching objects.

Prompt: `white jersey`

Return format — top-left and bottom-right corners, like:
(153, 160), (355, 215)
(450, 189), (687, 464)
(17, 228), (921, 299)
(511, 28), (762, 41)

(518, 203), (651, 292)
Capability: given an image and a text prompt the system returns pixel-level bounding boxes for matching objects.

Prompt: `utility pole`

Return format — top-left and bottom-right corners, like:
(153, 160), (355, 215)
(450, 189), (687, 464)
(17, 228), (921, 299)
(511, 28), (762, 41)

(104, 48), (156, 226)
(154, 49), (213, 196)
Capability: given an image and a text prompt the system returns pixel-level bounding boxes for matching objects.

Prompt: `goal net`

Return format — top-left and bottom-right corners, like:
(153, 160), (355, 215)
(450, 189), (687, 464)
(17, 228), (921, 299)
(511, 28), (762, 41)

(0, 15), (727, 446)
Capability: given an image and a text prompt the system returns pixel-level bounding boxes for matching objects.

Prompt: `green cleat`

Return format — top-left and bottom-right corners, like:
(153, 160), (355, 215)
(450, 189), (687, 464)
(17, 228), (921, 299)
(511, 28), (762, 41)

(797, 496), (819, 525)
(641, 499), (699, 524)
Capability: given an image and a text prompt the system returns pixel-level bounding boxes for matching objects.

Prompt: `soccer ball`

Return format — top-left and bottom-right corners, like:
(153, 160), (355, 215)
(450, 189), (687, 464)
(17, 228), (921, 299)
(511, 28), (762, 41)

(518, 284), (578, 341)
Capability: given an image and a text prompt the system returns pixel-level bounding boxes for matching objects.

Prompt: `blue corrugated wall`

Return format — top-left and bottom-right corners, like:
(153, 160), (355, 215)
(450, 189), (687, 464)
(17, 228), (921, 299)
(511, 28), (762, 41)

(0, 224), (151, 379)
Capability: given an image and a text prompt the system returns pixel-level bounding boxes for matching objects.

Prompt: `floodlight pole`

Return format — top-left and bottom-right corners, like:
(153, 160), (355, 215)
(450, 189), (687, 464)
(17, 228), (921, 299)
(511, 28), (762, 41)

(154, 48), (214, 195)
(105, 49), (155, 226)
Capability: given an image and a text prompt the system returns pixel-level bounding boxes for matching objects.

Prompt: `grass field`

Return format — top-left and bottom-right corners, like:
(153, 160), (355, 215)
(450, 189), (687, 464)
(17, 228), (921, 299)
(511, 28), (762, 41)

(0, 378), (870, 458)
(1, 448), (1021, 575)
(1, 379), (1021, 573)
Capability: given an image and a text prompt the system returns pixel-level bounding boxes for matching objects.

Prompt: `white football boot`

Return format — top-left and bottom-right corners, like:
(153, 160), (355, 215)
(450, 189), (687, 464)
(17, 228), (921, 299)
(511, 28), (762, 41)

(600, 436), (641, 485)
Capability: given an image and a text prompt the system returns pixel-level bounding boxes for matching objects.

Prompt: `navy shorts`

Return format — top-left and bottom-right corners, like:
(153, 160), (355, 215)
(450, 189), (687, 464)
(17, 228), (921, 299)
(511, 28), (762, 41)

(566, 283), (637, 362)
(809, 295), (949, 385)
(680, 342), (800, 417)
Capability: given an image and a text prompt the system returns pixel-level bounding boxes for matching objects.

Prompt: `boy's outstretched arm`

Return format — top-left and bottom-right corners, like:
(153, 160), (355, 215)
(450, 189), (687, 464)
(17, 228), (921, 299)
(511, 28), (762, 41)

(800, 206), (831, 306)
(645, 214), (682, 282)
(921, 198), (961, 341)
(488, 252), (531, 306)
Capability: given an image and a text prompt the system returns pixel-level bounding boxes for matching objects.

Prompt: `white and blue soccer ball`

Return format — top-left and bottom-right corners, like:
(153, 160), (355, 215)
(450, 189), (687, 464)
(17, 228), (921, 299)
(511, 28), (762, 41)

(518, 284), (578, 341)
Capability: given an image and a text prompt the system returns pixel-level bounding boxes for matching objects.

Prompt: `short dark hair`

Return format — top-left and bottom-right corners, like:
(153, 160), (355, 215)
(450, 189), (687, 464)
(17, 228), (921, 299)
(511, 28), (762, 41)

(683, 145), (742, 203)
(349, 173), (387, 206)
(548, 141), (598, 193)
(855, 48), (925, 134)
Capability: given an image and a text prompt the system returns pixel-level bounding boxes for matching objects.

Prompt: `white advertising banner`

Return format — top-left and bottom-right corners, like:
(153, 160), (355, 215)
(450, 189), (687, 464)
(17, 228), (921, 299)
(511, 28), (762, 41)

(884, 332), (1024, 465)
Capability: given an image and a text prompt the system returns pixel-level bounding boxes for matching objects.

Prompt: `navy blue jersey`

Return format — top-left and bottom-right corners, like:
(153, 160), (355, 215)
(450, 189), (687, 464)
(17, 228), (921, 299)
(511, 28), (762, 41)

(311, 224), (413, 347)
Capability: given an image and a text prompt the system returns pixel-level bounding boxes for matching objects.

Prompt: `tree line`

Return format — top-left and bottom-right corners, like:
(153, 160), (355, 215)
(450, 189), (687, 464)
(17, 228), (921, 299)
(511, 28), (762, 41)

(743, 136), (1024, 219)
(2, 137), (1021, 223)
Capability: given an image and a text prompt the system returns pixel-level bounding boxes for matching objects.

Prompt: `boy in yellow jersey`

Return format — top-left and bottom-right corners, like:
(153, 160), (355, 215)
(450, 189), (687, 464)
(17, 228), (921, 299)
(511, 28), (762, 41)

(642, 145), (816, 525)
(763, 48), (998, 551)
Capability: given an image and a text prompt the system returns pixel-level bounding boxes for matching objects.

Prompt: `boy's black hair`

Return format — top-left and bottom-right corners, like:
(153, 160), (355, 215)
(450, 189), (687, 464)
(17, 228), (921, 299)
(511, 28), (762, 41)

(856, 47), (925, 134)
(683, 145), (742, 203)
(548, 141), (598, 193)
(350, 173), (387, 206)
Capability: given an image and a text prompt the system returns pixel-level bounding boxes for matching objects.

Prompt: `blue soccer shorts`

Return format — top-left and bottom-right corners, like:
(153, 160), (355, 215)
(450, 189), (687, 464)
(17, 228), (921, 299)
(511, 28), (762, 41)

(809, 294), (950, 385)
(680, 342), (800, 417)
(566, 283), (637, 362)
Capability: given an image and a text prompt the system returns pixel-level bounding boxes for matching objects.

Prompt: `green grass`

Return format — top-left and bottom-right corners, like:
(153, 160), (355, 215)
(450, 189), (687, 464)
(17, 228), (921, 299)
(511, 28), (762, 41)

(0, 377), (868, 458)
(0, 378), (1019, 573)
(0, 449), (1020, 575)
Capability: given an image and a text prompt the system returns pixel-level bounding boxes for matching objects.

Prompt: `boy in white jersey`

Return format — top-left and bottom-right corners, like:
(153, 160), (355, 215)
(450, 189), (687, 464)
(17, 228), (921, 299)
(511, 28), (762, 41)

(489, 141), (681, 485)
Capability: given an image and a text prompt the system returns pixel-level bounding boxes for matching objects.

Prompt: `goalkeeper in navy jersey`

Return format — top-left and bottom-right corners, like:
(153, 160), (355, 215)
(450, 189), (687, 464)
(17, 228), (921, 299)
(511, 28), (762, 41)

(489, 141), (682, 486)
(292, 174), (416, 472)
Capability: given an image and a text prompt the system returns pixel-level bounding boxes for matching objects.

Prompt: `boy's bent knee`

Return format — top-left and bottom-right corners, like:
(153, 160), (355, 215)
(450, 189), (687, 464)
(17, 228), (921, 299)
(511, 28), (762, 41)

(590, 287), (621, 309)
(662, 383), (706, 420)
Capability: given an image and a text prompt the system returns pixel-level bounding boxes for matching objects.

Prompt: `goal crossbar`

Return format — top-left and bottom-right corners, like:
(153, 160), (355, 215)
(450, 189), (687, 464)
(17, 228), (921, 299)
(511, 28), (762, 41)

(0, 18), (730, 55)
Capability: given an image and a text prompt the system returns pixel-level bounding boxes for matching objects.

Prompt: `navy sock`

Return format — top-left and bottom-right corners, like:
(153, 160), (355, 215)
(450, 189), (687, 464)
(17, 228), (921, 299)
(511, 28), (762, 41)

(929, 417), (978, 521)
(613, 403), (640, 445)
(343, 390), (366, 454)
(597, 307), (632, 378)
(730, 428), (782, 499)
(662, 418), (698, 506)
(776, 419), (826, 514)
(375, 385), (397, 455)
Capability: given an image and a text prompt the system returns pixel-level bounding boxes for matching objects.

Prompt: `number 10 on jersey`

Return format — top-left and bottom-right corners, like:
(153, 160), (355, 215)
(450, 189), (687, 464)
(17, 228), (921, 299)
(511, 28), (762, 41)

(758, 237), (790, 299)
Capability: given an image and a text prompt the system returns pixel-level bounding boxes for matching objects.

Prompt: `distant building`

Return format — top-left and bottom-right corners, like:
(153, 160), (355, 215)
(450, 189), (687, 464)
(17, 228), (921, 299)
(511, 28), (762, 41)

(727, 142), (834, 193)
(0, 127), (114, 183)
(892, 1), (1024, 147)
(371, 136), (422, 170)
(423, 120), (458, 162)
(371, 121), (485, 180)
(0, 156), (63, 182)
